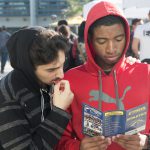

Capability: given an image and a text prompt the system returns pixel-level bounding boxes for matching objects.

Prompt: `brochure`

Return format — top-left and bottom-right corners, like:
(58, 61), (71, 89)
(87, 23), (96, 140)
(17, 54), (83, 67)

(82, 103), (147, 137)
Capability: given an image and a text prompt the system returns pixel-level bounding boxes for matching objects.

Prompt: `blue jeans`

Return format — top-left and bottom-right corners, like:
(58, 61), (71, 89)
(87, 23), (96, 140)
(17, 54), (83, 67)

(1, 48), (8, 73)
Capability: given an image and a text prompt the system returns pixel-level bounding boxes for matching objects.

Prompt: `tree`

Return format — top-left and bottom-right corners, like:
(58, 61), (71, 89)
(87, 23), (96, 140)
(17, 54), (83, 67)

(65, 0), (91, 17)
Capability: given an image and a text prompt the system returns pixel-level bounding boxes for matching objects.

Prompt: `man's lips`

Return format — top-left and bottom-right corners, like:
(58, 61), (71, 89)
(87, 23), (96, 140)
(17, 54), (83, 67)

(52, 79), (61, 84)
(106, 55), (119, 61)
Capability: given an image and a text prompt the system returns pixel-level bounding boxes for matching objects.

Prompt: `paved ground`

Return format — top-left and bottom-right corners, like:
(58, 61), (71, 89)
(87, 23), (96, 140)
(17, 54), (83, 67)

(0, 61), (13, 79)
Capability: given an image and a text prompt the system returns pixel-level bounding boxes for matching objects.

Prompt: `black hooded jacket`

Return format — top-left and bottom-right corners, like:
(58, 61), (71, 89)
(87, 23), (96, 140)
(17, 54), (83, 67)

(0, 27), (71, 150)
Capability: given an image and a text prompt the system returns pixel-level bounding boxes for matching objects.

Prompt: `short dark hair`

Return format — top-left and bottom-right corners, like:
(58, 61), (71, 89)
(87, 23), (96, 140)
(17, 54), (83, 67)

(132, 18), (141, 25)
(57, 25), (70, 38)
(88, 15), (125, 40)
(29, 30), (68, 69)
(78, 21), (86, 43)
(57, 20), (68, 26)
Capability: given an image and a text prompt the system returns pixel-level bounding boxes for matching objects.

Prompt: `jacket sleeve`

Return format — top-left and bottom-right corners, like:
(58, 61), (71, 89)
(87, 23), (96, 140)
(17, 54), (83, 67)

(55, 107), (81, 150)
(0, 101), (71, 150)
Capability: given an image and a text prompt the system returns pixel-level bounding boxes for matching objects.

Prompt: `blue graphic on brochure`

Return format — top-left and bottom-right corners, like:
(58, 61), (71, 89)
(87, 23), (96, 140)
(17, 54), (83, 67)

(82, 103), (147, 137)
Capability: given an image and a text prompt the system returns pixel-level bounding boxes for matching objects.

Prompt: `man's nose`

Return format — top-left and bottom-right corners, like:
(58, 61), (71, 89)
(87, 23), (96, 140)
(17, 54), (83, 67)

(55, 68), (64, 79)
(106, 41), (114, 54)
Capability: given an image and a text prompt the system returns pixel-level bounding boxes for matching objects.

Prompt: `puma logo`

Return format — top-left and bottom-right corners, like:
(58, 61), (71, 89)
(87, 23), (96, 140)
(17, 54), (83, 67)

(89, 86), (131, 110)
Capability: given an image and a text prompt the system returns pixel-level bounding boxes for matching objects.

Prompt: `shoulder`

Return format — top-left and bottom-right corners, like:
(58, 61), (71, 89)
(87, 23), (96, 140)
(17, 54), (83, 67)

(125, 59), (150, 73)
(64, 65), (86, 79)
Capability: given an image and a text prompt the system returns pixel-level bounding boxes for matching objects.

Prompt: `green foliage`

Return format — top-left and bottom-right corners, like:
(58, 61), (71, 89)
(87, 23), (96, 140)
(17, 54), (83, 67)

(65, 0), (91, 17)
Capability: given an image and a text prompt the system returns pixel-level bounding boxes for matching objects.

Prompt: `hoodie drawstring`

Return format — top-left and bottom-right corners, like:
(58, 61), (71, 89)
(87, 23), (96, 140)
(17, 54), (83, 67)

(40, 89), (45, 122)
(113, 70), (120, 109)
(98, 70), (121, 111)
(98, 71), (102, 110)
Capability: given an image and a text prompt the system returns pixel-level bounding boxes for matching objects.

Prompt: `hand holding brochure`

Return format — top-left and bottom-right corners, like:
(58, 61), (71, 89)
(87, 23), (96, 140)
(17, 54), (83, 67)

(82, 103), (147, 137)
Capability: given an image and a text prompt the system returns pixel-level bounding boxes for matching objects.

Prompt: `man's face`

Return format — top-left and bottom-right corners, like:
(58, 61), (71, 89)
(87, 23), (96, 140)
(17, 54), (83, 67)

(92, 23), (126, 70)
(35, 50), (65, 85)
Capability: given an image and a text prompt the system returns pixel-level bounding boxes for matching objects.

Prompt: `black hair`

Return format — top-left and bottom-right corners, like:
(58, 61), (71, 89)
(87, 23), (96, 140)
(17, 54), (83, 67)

(29, 30), (68, 69)
(78, 21), (86, 43)
(57, 25), (70, 38)
(88, 15), (126, 40)
(57, 19), (68, 26)
(132, 18), (141, 25)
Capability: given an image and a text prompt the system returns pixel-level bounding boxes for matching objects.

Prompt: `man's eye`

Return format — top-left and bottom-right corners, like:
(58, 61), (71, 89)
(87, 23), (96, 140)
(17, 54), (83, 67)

(116, 36), (124, 42)
(47, 69), (55, 72)
(97, 40), (106, 44)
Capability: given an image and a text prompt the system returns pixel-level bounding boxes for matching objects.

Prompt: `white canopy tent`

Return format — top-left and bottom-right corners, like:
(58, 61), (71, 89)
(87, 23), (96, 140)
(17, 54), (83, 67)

(83, 0), (122, 20)
(83, 0), (150, 19)
(123, 7), (150, 19)
(123, 0), (150, 19)
(123, 0), (150, 9)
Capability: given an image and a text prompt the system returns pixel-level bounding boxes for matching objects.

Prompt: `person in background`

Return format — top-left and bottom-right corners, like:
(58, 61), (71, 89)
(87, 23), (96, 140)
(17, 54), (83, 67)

(0, 26), (11, 73)
(132, 10), (150, 63)
(126, 18), (143, 57)
(0, 26), (73, 150)
(71, 21), (87, 66)
(57, 24), (75, 72)
(57, 19), (77, 43)
(56, 1), (150, 150)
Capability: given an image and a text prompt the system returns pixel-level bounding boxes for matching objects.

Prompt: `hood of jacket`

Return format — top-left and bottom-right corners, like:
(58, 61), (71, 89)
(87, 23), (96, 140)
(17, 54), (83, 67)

(84, 1), (130, 75)
(7, 26), (46, 92)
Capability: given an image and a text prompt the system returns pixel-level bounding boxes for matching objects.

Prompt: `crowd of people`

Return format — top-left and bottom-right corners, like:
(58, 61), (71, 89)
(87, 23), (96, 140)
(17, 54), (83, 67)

(127, 10), (150, 64)
(0, 1), (150, 150)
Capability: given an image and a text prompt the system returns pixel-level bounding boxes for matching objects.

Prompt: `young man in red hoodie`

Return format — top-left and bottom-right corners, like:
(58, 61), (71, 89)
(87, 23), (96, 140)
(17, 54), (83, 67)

(56, 1), (150, 150)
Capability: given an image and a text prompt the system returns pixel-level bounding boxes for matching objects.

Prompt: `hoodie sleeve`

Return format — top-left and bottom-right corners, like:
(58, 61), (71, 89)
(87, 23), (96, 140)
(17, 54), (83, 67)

(0, 75), (71, 150)
(0, 100), (71, 150)
(55, 106), (81, 150)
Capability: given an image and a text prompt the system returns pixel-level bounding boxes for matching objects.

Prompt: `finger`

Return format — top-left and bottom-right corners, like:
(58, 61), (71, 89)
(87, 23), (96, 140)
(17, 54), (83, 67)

(59, 80), (70, 92)
(53, 81), (61, 93)
(115, 138), (141, 150)
(83, 136), (105, 143)
(116, 134), (140, 141)
(81, 139), (108, 150)
(106, 137), (112, 145)
(123, 143), (141, 150)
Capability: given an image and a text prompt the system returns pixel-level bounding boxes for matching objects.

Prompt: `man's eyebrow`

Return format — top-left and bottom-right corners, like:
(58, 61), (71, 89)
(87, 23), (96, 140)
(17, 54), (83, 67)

(115, 33), (125, 38)
(46, 66), (60, 71)
(96, 33), (125, 40)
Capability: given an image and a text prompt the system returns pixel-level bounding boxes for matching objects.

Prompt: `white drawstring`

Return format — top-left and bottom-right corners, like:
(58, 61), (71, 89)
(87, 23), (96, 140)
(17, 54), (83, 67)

(40, 89), (45, 122)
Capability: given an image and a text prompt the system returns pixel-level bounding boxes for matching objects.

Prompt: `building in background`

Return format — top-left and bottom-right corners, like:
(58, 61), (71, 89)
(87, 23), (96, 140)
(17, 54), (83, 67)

(0, 0), (68, 32)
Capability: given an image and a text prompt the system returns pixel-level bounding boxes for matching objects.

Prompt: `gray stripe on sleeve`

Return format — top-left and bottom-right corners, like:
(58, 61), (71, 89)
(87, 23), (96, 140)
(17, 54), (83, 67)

(44, 119), (64, 134)
(26, 104), (49, 119)
(21, 93), (35, 103)
(42, 139), (53, 150)
(3, 134), (30, 148)
(53, 106), (71, 119)
(40, 124), (61, 139)
(0, 75), (12, 102)
(7, 73), (16, 100)
(15, 88), (28, 99)
(0, 120), (28, 133)
(11, 139), (31, 150)
(0, 105), (21, 113)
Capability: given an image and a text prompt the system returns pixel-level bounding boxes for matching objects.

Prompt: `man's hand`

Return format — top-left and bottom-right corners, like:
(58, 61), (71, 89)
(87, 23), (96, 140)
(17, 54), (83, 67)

(112, 133), (148, 150)
(126, 56), (141, 65)
(53, 80), (74, 110)
(80, 136), (111, 150)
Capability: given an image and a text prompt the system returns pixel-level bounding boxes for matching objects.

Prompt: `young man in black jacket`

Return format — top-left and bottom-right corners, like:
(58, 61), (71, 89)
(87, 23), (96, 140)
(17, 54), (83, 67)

(0, 26), (73, 150)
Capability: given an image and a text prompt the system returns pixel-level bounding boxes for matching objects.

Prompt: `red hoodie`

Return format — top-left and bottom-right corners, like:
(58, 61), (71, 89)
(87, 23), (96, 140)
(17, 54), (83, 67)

(56, 1), (150, 150)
